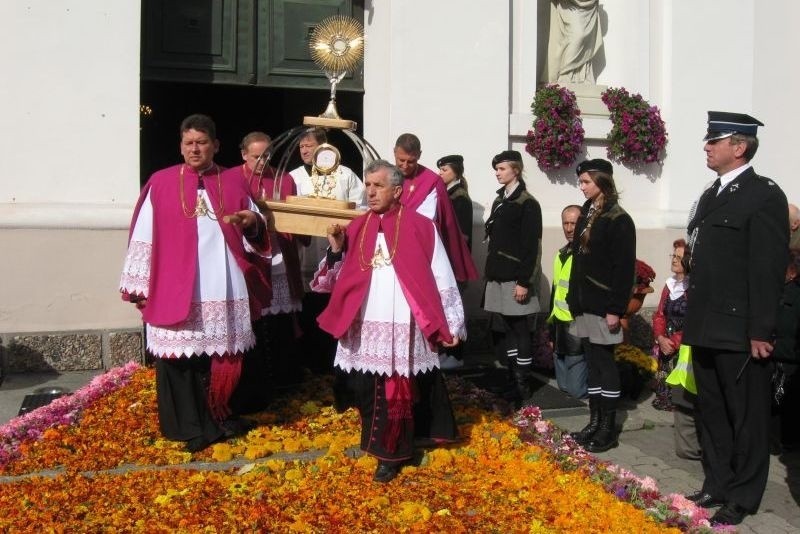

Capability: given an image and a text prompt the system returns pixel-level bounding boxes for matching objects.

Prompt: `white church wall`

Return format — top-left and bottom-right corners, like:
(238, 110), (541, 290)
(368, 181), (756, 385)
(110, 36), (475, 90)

(752, 1), (800, 203)
(1, 0), (795, 337)
(364, 0), (511, 218)
(0, 0), (141, 218)
(363, 0), (512, 314)
(0, 1), (141, 333)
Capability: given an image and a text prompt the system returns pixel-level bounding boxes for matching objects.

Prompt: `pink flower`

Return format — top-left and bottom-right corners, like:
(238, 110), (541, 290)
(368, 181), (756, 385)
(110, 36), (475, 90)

(534, 420), (549, 433)
(0, 361), (141, 469)
(526, 84), (584, 171)
(602, 87), (667, 166)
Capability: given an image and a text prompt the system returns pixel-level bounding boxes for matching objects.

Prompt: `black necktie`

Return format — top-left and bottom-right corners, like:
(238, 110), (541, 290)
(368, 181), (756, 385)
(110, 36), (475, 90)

(710, 178), (721, 196)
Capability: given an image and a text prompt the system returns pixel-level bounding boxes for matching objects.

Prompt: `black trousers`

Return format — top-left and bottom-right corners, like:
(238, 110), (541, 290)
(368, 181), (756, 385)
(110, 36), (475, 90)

(154, 356), (224, 444)
(299, 292), (337, 374)
(693, 346), (772, 511)
(228, 319), (272, 415)
(334, 368), (459, 463)
(489, 312), (536, 366)
(586, 343), (620, 399)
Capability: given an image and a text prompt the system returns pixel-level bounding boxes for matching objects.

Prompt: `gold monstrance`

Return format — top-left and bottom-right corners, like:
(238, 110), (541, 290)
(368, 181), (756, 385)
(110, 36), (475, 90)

(255, 15), (379, 236)
(304, 15), (364, 131)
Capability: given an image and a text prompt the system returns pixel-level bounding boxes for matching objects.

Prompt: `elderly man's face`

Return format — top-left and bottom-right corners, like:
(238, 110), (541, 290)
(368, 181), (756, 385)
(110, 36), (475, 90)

(180, 129), (218, 171)
(393, 147), (419, 178)
(365, 168), (402, 214)
(561, 208), (580, 242)
(242, 140), (269, 174)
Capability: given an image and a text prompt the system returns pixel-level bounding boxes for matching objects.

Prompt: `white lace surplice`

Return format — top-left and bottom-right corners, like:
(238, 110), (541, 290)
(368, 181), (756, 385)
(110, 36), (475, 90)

(261, 231), (302, 315)
(312, 227), (466, 377)
(119, 189), (261, 358)
(290, 165), (366, 286)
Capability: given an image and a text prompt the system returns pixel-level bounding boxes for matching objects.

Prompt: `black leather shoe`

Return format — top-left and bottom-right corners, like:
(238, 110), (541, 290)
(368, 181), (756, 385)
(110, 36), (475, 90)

(186, 436), (212, 453)
(685, 491), (725, 508)
(373, 462), (400, 483)
(711, 502), (749, 525)
(221, 416), (256, 438)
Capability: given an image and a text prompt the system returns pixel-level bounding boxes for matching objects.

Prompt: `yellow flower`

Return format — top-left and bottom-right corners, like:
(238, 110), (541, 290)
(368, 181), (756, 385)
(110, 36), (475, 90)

(284, 468), (303, 481)
(368, 496), (390, 508)
(424, 448), (454, 469)
(265, 459), (285, 472)
(395, 501), (432, 523)
(210, 443), (233, 463)
(243, 445), (269, 460)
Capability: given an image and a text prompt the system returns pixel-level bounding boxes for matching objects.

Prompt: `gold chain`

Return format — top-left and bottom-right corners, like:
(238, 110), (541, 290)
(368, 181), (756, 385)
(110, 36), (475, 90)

(358, 206), (403, 271)
(179, 164), (224, 219)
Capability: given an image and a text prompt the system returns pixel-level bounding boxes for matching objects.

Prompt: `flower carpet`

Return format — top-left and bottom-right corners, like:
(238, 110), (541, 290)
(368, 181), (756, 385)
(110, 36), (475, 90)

(0, 363), (731, 532)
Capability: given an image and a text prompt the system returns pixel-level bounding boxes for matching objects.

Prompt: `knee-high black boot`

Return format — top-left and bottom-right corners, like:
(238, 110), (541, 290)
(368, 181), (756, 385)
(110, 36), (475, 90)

(570, 396), (601, 445)
(586, 397), (619, 453)
(514, 363), (533, 406)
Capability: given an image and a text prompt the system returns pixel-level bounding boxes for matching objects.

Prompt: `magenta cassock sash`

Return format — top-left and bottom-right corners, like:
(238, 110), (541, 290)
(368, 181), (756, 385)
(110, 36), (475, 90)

(401, 165), (478, 282)
(125, 164), (270, 327)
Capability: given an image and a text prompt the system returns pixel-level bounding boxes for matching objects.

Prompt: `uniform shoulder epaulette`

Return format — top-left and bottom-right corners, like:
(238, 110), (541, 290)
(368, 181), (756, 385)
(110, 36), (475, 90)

(450, 187), (469, 200)
(755, 174), (778, 187)
(603, 203), (628, 220)
(513, 189), (535, 204)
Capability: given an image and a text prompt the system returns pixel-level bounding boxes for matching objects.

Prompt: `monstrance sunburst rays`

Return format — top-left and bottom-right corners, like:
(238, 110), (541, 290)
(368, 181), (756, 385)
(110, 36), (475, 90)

(309, 15), (365, 75)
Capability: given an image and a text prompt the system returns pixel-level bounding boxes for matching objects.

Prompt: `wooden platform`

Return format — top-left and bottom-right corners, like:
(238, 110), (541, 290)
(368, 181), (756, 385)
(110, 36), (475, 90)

(257, 197), (364, 236)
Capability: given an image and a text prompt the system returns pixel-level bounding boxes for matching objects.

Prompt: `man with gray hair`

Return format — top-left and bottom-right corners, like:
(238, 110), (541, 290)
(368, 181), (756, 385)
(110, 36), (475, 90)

(311, 160), (466, 483)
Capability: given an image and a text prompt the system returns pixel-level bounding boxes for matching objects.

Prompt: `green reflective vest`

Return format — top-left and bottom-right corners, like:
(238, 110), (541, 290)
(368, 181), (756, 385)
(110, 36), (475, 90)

(548, 251), (573, 322)
(665, 344), (696, 394)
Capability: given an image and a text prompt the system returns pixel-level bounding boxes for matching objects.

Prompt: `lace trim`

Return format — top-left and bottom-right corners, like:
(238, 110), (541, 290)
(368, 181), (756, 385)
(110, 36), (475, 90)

(334, 318), (439, 377)
(310, 257), (342, 293)
(119, 240), (152, 296)
(262, 272), (302, 315)
(440, 286), (467, 340)
(147, 299), (255, 358)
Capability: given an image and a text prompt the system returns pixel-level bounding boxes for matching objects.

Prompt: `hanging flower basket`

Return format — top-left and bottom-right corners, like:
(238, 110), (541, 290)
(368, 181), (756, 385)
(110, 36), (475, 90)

(525, 84), (585, 171)
(601, 87), (668, 165)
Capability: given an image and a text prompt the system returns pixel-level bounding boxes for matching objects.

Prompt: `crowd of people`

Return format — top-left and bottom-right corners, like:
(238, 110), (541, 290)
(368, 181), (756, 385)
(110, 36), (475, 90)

(120, 110), (795, 525)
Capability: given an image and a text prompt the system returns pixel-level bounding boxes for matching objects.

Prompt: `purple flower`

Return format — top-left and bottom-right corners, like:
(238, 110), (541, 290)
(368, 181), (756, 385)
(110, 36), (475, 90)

(602, 87), (668, 165)
(526, 84), (584, 170)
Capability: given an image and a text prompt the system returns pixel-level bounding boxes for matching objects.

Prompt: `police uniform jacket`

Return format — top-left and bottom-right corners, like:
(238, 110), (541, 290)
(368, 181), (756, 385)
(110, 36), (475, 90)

(484, 184), (542, 289)
(683, 167), (788, 351)
(566, 199), (636, 318)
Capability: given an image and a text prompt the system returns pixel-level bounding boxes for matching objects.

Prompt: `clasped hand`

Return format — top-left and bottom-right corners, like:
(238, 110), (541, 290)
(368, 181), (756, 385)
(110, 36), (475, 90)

(326, 223), (345, 252)
(441, 336), (460, 348)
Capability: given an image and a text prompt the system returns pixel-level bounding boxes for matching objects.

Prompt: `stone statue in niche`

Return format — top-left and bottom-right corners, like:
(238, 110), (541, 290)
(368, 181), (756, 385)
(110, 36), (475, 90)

(542, 0), (603, 84)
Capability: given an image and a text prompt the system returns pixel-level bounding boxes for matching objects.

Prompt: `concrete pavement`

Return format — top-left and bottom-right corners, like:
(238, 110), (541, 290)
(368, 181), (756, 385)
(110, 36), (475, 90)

(544, 384), (800, 533)
(0, 370), (102, 425)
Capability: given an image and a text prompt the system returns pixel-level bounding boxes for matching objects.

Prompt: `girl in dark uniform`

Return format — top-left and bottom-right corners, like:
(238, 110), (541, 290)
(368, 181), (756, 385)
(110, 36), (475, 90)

(567, 159), (636, 453)
(482, 150), (543, 405)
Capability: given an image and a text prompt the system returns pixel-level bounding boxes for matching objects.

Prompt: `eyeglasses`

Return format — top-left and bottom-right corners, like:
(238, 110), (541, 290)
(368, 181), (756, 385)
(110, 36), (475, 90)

(669, 254), (683, 260)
